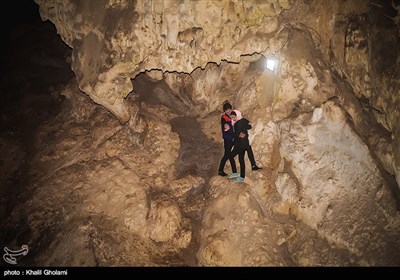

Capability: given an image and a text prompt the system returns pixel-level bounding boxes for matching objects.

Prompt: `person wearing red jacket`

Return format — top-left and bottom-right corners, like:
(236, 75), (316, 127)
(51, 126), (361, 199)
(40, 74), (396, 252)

(218, 101), (237, 176)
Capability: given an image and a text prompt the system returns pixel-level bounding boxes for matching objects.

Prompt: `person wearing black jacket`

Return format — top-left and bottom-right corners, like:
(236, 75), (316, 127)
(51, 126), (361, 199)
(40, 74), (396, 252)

(228, 110), (261, 182)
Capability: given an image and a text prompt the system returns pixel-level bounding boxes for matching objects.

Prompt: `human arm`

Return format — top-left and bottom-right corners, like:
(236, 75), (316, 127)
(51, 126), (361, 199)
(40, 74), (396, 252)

(221, 115), (235, 141)
(235, 119), (250, 138)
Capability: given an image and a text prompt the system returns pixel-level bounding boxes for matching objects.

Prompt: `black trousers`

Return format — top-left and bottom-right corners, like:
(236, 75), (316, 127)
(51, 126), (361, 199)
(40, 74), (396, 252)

(230, 139), (256, 178)
(246, 145), (256, 167)
(230, 147), (246, 178)
(219, 140), (237, 173)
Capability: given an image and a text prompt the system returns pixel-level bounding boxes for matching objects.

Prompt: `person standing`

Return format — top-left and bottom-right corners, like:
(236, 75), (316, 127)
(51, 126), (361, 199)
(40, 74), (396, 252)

(228, 110), (261, 182)
(218, 101), (237, 176)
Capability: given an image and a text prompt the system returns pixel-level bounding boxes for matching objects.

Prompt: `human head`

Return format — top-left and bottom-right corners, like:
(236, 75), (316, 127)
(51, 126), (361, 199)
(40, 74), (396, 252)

(223, 101), (232, 115)
(230, 110), (237, 121)
(231, 109), (242, 121)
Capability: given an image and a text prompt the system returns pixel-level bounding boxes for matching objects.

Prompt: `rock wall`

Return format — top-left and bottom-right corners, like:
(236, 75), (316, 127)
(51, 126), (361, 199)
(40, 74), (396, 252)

(4, 0), (396, 266)
(34, 0), (292, 123)
(34, 0), (399, 188)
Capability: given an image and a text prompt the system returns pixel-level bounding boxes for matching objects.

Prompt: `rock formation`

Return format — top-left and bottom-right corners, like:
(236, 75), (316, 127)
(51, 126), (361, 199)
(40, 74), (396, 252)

(1, 0), (399, 266)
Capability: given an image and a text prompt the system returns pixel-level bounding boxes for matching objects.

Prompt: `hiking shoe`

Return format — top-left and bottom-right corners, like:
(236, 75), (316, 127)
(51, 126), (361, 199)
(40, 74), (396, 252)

(235, 176), (244, 182)
(218, 171), (228, 176)
(227, 173), (239, 179)
(252, 165), (262, 171)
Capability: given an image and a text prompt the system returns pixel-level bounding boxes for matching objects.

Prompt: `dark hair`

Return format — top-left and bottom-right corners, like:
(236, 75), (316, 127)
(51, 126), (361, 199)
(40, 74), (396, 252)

(230, 111), (236, 116)
(223, 101), (232, 111)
